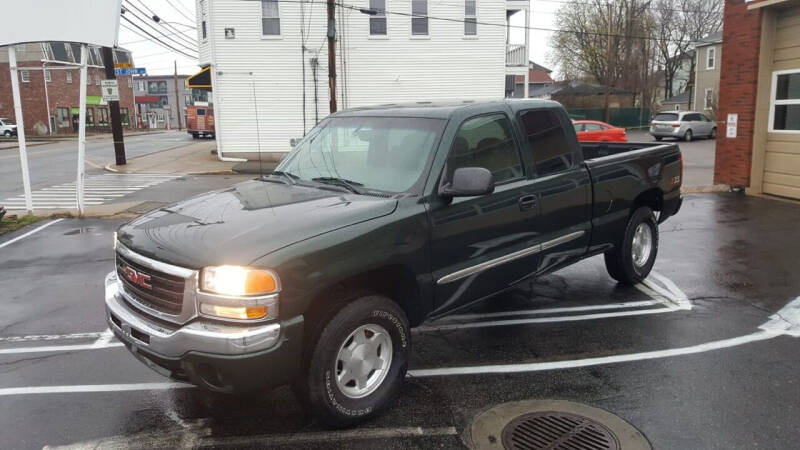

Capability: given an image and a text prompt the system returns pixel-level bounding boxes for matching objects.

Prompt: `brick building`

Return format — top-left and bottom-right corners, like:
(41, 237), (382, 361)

(0, 42), (135, 136)
(715, 0), (800, 199)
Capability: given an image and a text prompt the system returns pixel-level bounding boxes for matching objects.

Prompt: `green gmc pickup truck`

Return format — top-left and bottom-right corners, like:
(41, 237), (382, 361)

(106, 100), (682, 426)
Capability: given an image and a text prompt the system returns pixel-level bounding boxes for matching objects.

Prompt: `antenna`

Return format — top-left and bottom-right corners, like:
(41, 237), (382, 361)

(251, 76), (264, 180)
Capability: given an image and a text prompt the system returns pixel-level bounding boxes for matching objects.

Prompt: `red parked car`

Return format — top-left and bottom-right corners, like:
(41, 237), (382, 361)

(573, 120), (627, 142)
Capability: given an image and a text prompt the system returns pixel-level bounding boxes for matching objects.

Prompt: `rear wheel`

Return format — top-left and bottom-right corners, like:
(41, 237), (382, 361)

(709, 127), (717, 139)
(3, 130), (11, 137)
(297, 295), (410, 428)
(604, 206), (659, 285)
(654, 136), (662, 141)
(684, 129), (693, 142)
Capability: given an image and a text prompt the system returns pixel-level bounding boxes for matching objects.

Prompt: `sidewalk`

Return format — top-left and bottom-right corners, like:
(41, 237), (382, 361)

(0, 130), (167, 150)
(107, 139), (236, 175)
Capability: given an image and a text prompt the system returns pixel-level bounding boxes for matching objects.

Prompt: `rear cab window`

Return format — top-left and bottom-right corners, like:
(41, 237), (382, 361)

(446, 114), (524, 185)
(654, 113), (679, 122)
(519, 109), (575, 177)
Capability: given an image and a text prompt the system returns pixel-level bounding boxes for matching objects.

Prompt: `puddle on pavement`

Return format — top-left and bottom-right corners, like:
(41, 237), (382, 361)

(62, 227), (97, 235)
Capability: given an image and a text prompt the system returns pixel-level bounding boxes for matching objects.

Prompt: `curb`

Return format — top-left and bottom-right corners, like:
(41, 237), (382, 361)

(681, 185), (731, 194)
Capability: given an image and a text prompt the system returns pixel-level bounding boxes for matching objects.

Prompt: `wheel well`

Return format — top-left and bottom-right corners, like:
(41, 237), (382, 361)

(633, 188), (663, 213)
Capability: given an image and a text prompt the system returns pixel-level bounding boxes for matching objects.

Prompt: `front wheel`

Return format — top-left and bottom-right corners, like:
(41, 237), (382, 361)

(298, 295), (410, 427)
(709, 128), (717, 139)
(604, 206), (659, 285)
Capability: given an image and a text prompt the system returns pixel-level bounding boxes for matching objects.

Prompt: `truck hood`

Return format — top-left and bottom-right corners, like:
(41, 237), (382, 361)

(117, 180), (398, 269)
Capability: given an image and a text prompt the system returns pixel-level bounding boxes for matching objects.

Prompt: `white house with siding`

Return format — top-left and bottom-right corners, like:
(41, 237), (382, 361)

(195, 0), (529, 160)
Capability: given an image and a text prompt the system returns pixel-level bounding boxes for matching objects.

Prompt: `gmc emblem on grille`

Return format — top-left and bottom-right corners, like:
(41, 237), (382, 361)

(122, 265), (152, 290)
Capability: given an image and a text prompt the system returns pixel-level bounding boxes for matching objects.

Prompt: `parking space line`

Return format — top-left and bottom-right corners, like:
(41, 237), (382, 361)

(407, 331), (780, 377)
(0, 218), (64, 250)
(0, 382), (190, 396)
(414, 306), (679, 332)
(0, 332), (107, 343)
(0, 342), (123, 355)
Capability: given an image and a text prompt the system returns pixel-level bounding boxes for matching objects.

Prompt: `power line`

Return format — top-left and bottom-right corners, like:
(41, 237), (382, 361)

(120, 27), (196, 46)
(124, 0), (198, 50)
(120, 17), (199, 60)
(165, 0), (197, 23)
(533, 0), (724, 16)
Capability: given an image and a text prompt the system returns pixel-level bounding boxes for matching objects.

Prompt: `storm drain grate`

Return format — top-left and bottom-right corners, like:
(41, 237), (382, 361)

(501, 411), (620, 450)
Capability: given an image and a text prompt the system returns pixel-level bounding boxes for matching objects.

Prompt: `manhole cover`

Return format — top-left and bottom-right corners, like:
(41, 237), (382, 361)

(466, 400), (650, 450)
(501, 411), (619, 450)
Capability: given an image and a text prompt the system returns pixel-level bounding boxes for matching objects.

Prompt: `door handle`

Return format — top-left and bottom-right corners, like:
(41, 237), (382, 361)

(518, 194), (537, 211)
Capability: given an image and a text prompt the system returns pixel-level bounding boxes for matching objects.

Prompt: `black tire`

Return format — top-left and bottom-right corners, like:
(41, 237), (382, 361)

(604, 206), (659, 285)
(654, 136), (662, 141)
(298, 295), (410, 428)
(3, 130), (11, 137)
(684, 129), (693, 142)
(709, 128), (717, 139)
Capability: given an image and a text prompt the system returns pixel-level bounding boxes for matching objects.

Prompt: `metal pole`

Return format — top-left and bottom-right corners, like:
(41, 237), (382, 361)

(8, 46), (33, 214)
(174, 61), (183, 130)
(604, 2), (612, 123)
(42, 63), (53, 135)
(76, 44), (88, 215)
(523, 8), (530, 98)
(101, 47), (126, 165)
(131, 74), (138, 129)
(327, 0), (337, 113)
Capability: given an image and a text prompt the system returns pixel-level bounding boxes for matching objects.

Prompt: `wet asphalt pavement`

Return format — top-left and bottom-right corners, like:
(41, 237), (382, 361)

(1, 191), (800, 449)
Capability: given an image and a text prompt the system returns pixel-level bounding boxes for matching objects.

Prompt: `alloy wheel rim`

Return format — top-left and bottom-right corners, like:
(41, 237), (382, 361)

(335, 323), (393, 399)
(631, 223), (653, 268)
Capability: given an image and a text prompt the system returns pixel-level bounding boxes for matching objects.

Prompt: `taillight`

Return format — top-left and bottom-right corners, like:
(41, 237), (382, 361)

(672, 124), (680, 128)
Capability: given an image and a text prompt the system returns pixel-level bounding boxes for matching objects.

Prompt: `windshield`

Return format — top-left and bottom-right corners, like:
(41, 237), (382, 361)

(276, 116), (445, 193)
(653, 113), (679, 122)
(0, 119), (13, 125)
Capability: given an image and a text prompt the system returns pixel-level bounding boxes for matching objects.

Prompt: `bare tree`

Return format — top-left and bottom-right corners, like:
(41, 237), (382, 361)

(651, 0), (723, 99)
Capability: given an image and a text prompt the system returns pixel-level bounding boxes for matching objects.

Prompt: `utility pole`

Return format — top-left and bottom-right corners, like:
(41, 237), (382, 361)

(327, 0), (337, 113)
(101, 46), (126, 165)
(173, 60), (183, 130)
(604, 2), (613, 123)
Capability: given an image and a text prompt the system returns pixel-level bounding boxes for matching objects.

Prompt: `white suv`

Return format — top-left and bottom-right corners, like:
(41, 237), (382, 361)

(649, 111), (716, 142)
(0, 118), (18, 138)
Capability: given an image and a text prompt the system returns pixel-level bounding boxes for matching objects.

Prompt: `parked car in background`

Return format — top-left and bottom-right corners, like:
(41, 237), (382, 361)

(573, 120), (627, 142)
(649, 111), (716, 142)
(187, 106), (215, 139)
(0, 118), (18, 137)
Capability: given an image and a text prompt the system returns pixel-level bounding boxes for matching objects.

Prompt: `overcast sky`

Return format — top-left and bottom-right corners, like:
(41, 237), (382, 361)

(121, 0), (559, 77)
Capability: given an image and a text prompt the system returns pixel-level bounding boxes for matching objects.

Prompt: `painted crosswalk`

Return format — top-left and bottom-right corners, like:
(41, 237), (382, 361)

(2, 174), (181, 210)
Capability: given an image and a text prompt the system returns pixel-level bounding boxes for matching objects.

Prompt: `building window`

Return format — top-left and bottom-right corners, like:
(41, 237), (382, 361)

(369, 0), (387, 36)
(120, 108), (130, 126)
(20, 70), (30, 83)
(201, 0), (208, 39)
(87, 74), (91, 85)
(447, 114), (523, 184)
(465, 0), (476, 36)
(98, 108), (109, 127)
(95, 75), (101, 86)
(520, 109), (574, 177)
(44, 70), (51, 82)
(66, 72), (73, 84)
(412, 0), (428, 36)
(57, 107), (70, 128)
(770, 70), (800, 132)
(706, 47), (715, 70)
(86, 107), (95, 126)
(261, 0), (280, 36)
(138, 81), (145, 91)
(704, 88), (714, 110)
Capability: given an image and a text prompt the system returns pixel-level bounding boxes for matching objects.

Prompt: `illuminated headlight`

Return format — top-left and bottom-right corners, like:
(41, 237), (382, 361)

(199, 266), (280, 321)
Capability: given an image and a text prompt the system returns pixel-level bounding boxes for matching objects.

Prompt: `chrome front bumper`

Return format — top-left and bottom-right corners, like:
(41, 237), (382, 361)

(105, 271), (281, 358)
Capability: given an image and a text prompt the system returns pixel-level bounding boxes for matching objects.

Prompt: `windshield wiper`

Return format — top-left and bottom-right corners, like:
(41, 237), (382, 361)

(266, 170), (299, 185)
(312, 177), (363, 194)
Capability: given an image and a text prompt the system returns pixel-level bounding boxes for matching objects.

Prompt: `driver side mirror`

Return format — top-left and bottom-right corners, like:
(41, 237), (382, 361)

(440, 167), (495, 198)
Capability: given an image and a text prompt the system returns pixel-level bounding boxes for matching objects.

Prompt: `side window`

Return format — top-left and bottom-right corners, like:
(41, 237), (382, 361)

(584, 123), (604, 131)
(520, 109), (574, 177)
(573, 123), (585, 132)
(681, 114), (692, 122)
(446, 114), (523, 184)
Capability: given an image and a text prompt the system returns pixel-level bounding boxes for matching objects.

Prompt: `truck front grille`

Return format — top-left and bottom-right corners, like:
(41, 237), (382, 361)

(116, 251), (185, 315)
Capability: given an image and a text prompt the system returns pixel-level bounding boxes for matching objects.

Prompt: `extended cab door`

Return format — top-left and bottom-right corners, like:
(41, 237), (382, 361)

(427, 111), (541, 315)
(516, 108), (592, 275)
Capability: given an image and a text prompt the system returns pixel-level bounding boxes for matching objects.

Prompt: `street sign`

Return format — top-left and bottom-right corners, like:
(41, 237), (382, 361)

(114, 67), (146, 76)
(101, 79), (119, 102)
(114, 62), (133, 69)
(726, 113), (738, 138)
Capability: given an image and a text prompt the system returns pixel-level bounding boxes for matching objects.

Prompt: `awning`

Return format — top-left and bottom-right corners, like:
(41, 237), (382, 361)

(135, 96), (161, 103)
(187, 66), (212, 90)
